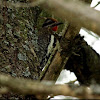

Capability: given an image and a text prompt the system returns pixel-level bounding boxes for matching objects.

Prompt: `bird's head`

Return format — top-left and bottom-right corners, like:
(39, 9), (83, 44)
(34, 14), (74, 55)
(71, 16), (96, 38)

(42, 18), (63, 31)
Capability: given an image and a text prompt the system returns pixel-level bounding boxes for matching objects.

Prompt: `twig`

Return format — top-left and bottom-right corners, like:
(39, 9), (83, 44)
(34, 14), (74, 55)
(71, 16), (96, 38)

(92, 2), (100, 8)
(82, 27), (99, 40)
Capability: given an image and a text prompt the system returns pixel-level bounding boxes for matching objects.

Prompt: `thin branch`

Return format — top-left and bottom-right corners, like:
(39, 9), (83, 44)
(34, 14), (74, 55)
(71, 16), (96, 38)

(93, 1), (100, 8)
(82, 27), (100, 40)
(0, 73), (73, 96)
(0, 73), (100, 99)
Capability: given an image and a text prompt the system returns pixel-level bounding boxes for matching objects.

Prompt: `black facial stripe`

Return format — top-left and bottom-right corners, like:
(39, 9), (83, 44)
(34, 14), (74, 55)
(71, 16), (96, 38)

(42, 21), (56, 27)
(51, 22), (63, 27)
(42, 18), (56, 27)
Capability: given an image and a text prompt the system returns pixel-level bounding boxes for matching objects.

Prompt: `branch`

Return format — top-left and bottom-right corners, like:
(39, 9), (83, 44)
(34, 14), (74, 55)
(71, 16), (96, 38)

(0, 73), (73, 96)
(41, 0), (100, 36)
(93, 2), (100, 8)
(0, 73), (100, 99)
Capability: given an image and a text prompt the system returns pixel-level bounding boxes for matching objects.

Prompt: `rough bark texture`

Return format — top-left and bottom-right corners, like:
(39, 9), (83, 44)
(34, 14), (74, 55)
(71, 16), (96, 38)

(0, 6), (41, 79)
(0, 3), (56, 79)
(0, 3), (53, 99)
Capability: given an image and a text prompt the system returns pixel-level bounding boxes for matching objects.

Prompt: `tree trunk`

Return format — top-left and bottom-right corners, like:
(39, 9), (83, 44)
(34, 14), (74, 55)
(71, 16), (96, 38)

(0, 4), (52, 99)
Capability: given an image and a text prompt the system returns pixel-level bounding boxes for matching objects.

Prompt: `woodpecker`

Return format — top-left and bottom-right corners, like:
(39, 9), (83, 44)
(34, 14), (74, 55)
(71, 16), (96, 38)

(42, 18), (63, 31)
